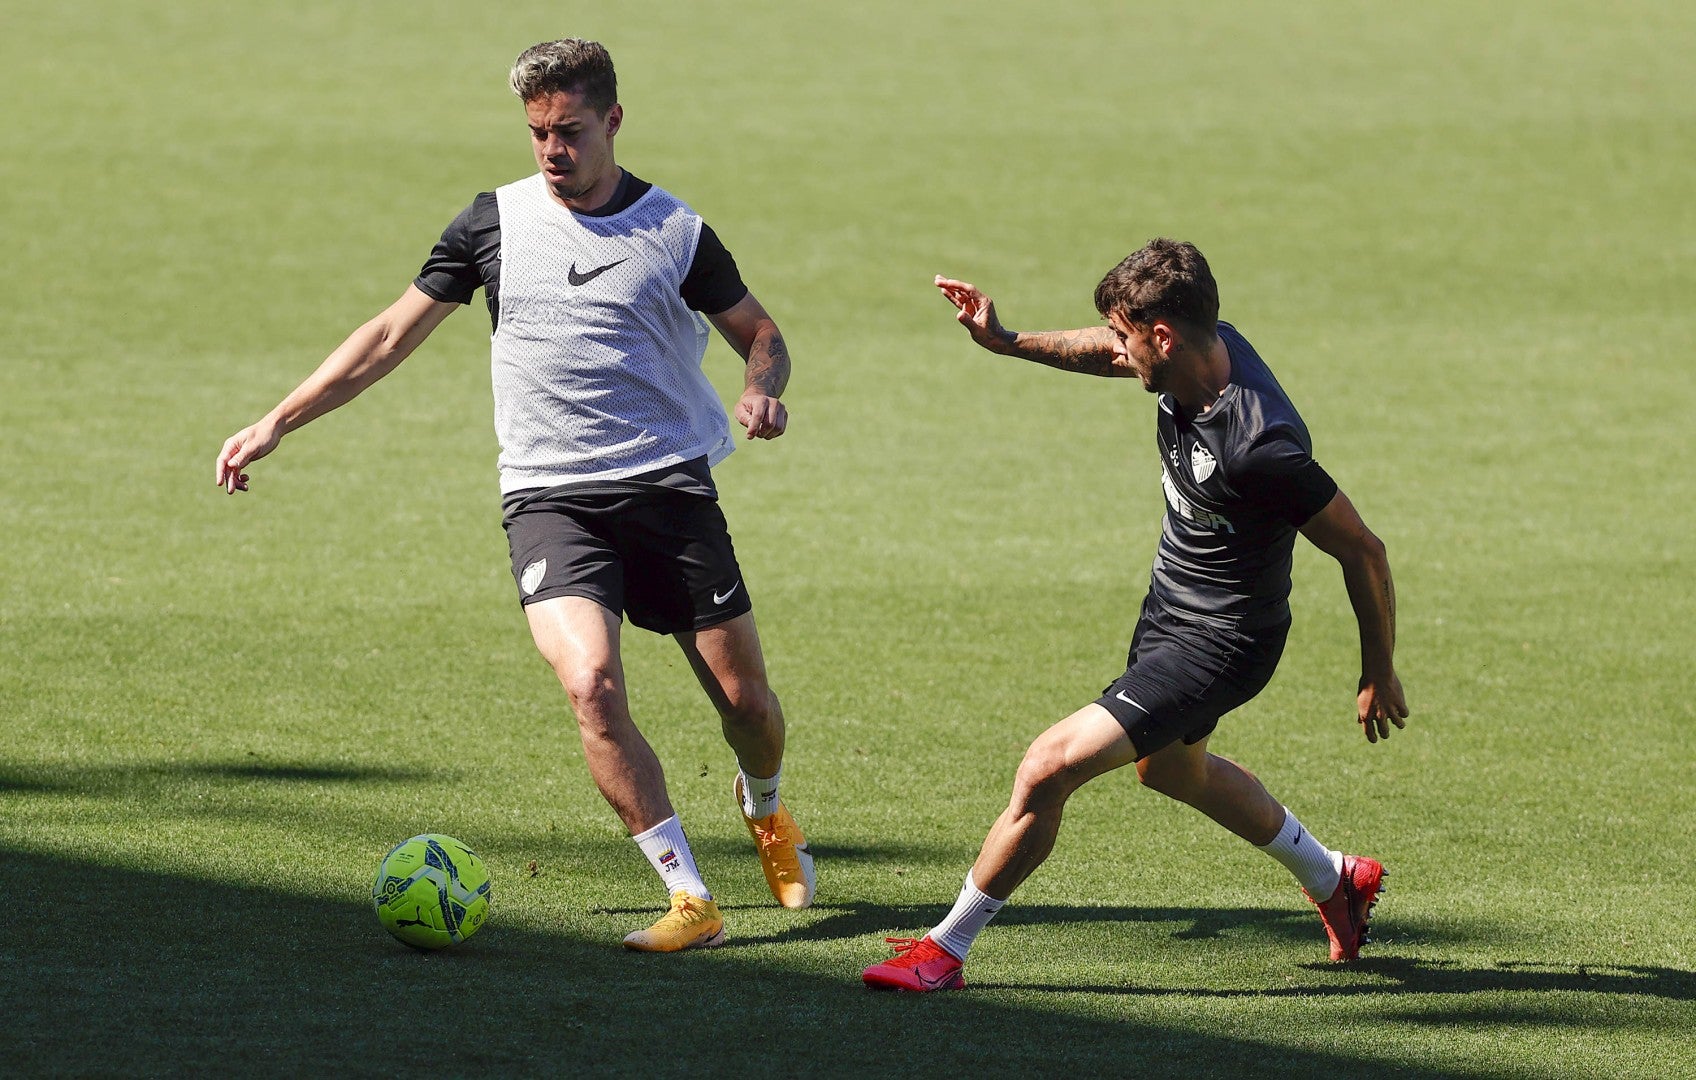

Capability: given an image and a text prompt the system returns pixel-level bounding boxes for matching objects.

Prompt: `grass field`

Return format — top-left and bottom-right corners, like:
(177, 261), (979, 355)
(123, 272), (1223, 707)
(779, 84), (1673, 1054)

(4, 1), (1694, 1076)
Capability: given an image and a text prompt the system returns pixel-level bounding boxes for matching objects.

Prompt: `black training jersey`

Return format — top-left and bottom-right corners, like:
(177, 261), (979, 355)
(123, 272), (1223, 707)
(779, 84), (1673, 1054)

(1148, 322), (1338, 628)
(413, 171), (749, 330)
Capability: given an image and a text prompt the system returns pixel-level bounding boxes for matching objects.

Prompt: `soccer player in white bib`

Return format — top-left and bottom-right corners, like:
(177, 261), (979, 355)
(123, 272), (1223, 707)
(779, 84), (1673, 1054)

(215, 39), (812, 951)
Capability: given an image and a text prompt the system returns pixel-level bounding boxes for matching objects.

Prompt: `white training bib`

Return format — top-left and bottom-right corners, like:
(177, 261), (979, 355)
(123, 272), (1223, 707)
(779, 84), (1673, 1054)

(490, 173), (731, 493)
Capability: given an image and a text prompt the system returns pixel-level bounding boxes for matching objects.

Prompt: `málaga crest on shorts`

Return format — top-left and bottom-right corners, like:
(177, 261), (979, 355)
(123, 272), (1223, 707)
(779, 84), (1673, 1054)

(521, 558), (548, 596)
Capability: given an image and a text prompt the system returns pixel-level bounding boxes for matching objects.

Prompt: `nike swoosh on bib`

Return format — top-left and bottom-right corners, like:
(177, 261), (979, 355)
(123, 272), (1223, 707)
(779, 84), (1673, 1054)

(567, 258), (628, 286)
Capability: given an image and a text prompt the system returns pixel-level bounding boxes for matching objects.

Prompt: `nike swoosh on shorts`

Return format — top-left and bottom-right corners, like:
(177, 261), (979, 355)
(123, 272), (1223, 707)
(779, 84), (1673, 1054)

(1114, 690), (1150, 714)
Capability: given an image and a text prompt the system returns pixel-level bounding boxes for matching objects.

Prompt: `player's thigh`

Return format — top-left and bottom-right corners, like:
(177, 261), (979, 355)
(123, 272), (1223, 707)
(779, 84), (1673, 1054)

(674, 611), (770, 716)
(524, 594), (627, 694)
(1021, 703), (1139, 794)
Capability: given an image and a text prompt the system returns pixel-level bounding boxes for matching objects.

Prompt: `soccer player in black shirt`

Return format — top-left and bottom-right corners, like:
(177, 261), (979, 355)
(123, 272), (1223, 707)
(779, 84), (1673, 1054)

(865, 239), (1408, 991)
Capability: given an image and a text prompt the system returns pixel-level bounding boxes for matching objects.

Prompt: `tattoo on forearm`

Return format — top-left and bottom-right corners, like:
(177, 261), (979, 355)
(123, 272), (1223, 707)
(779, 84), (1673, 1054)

(1011, 327), (1120, 376)
(745, 329), (790, 397)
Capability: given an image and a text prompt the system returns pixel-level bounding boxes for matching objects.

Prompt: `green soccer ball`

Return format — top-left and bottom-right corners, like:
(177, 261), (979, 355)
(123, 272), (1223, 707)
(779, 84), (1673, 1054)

(371, 834), (492, 950)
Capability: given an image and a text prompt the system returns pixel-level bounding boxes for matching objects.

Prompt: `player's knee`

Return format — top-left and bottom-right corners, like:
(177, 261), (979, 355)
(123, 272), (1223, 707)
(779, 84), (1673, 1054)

(716, 679), (778, 734)
(557, 664), (624, 722)
(1012, 740), (1079, 811)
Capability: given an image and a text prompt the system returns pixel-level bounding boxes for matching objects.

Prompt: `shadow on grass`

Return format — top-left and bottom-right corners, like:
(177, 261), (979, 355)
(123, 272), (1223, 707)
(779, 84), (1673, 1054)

(979, 955), (1696, 1002)
(599, 900), (1335, 951)
(684, 835), (949, 864)
(180, 761), (432, 783)
(0, 759), (443, 793)
(7, 845), (1508, 1079)
(0, 770), (60, 793)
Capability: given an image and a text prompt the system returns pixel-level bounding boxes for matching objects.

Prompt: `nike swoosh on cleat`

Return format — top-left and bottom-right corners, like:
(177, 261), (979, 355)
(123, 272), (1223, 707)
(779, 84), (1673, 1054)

(916, 967), (959, 990)
(567, 258), (628, 286)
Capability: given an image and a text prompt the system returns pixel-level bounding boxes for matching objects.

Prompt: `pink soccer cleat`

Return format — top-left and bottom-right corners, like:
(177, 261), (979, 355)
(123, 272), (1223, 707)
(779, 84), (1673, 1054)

(1305, 854), (1385, 961)
(862, 936), (966, 992)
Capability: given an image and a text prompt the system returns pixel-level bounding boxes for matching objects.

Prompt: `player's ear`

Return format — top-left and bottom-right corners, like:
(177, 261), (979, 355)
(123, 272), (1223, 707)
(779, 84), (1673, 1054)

(604, 104), (623, 138)
(1152, 320), (1176, 356)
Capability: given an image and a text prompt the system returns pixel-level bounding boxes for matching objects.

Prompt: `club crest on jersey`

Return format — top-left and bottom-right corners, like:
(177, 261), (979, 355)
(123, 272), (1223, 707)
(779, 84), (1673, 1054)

(521, 559), (548, 596)
(1190, 442), (1217, 483)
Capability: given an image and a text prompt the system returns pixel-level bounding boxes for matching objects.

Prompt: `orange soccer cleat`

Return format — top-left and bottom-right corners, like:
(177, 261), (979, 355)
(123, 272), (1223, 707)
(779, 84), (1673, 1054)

(622, 891), (726, 952)
(735, 775), (816, 909)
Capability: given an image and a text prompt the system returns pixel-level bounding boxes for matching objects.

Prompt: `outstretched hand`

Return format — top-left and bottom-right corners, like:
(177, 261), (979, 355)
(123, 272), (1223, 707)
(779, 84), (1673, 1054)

(935, 276), (1012, 354)
(1357, 673), (1409, 743)
(214, 419), (282, 494)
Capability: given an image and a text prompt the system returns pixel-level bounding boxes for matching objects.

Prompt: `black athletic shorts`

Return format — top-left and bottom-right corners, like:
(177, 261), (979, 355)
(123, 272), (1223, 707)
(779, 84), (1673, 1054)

(502, 486), (752, 635)
(1096, 593), (1290, 759)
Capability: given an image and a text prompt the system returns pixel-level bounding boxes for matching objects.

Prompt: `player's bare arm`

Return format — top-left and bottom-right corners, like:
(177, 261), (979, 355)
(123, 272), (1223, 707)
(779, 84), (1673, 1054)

(1299, 489), (1409, 742)
(708, 291), (789, 440)
(934, 275), (1127, 377)
(214, 285), (459, 492)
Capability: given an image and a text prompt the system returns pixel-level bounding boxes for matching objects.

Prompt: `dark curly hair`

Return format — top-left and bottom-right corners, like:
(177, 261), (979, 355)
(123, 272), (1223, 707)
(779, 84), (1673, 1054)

(1093, 238), (1219, 334)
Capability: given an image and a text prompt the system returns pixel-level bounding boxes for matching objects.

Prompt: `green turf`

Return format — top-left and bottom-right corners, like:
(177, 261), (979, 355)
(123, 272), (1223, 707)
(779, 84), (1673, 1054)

(3, 1), (1693, 1076)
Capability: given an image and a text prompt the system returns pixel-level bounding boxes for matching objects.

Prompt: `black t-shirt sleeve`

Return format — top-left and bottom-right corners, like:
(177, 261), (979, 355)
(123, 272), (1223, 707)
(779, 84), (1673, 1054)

(681, 222), (749, 314)
(415, 192), (498, 305)
(1234, 431), (1339, 526)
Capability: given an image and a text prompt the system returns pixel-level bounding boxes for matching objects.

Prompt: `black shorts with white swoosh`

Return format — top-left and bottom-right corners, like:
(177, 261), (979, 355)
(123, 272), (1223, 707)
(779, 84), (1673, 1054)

(502, 484), (751, 635)
(1096, 592), (1289, 759)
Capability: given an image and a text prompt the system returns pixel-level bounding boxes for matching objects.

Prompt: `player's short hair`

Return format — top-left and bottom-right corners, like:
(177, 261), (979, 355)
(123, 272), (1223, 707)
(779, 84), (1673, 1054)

(1093, 239), (1220, 335)
(509, 39), (618, 113)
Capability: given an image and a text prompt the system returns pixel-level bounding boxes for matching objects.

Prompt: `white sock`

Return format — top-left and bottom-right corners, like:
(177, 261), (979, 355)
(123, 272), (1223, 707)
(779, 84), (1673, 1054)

(632, 815), (711, 900)
(928, 871), (1006, 961)
(1258, 808), (1343, 898)
(738, 766), (781, 819)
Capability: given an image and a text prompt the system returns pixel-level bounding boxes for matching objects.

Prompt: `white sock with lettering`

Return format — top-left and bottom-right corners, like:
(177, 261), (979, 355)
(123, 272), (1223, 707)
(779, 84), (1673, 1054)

(928, 871), (1006, 961)
(738, 766), (781, 819)
(1258, 808), (1343, 898)
(632, 815), (711, 900)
